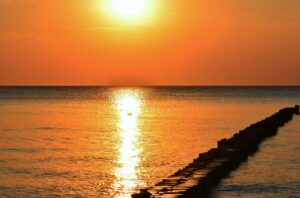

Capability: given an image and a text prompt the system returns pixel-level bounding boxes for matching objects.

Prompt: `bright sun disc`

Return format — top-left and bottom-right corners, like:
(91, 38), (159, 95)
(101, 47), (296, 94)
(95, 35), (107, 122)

(111, 0), (146, 17)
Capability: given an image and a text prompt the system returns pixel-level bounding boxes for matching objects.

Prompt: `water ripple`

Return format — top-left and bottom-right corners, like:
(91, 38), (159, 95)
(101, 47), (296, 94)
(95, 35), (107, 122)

(0, 148), (41, 153)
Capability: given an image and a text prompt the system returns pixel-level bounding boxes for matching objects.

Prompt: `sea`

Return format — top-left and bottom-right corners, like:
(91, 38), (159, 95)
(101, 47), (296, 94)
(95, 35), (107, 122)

(0, 87), (299, 197)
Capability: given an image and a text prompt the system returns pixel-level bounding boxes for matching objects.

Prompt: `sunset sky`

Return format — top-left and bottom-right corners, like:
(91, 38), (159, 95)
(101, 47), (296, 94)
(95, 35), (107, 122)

(1, 0), (300, 86)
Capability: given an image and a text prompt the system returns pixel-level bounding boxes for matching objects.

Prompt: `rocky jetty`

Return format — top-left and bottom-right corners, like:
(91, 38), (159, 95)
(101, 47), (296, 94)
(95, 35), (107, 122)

(132, 105), (299, 198)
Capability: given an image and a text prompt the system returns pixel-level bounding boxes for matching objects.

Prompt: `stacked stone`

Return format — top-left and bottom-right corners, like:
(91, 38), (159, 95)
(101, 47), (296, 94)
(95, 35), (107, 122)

(132, 105), (299, 198)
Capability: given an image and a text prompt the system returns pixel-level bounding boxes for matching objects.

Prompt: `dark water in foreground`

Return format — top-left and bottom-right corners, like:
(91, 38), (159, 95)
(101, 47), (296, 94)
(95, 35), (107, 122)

(0, 87), (299, 197)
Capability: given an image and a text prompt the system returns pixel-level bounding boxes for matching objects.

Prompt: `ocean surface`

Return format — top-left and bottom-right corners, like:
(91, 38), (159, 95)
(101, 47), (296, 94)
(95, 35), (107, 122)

(0, 87), (299, 197)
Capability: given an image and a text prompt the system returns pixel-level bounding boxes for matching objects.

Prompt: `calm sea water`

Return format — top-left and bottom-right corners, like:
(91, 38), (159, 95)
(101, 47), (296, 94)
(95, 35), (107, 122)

(0, 87), (299, 197)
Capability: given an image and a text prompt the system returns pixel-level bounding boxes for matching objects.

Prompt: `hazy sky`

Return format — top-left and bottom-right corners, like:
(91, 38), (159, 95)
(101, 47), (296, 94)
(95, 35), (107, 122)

(1, 0), (300, 85)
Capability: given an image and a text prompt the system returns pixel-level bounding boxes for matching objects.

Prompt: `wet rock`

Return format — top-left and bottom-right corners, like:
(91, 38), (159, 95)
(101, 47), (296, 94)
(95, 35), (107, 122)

(132, 189), (152, 198)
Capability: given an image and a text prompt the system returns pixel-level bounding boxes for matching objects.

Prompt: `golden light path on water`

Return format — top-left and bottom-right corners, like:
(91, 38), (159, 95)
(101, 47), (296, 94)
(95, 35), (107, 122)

(112, 89), (145, 198)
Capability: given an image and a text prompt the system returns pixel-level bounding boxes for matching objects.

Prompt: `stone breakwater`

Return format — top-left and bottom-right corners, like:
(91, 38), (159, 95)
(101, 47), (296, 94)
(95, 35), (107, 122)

(132, 105), (300, 198)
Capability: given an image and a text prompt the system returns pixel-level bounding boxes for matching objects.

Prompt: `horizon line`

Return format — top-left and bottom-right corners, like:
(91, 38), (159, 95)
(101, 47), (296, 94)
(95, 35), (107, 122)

(1, 85), (300, 88)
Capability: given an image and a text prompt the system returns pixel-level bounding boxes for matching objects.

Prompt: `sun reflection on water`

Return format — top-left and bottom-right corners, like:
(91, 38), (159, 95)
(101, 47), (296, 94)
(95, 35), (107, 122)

(112, 89), (144, 198)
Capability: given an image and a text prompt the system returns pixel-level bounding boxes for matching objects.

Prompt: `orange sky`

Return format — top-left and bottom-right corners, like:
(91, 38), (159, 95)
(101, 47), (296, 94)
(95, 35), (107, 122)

(0, 0), (300, 86)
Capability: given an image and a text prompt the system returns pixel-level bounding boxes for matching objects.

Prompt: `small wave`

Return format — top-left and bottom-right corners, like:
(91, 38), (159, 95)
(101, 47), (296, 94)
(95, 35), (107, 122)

(49, 148), (69, 152)
(218, 183), (296, 194)
(1, 167), (33, 175)
(33, 127), (70, 131)
(1, 128), (20, 132)
(36, 171), (73, 178)
(1, 127), (76, 132)
(1, 167), (74, 179)
(0, 148), (41, 153)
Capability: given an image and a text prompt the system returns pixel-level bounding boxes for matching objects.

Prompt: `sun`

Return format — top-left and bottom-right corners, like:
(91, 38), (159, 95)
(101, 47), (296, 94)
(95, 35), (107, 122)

(111, 0), (147, 17)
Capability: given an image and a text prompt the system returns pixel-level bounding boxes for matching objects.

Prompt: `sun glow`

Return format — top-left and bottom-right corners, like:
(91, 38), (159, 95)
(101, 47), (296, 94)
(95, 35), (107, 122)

(101, 0), (157, 24)
(112, 89), (145, 197)
(111, 0), (146, 17)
